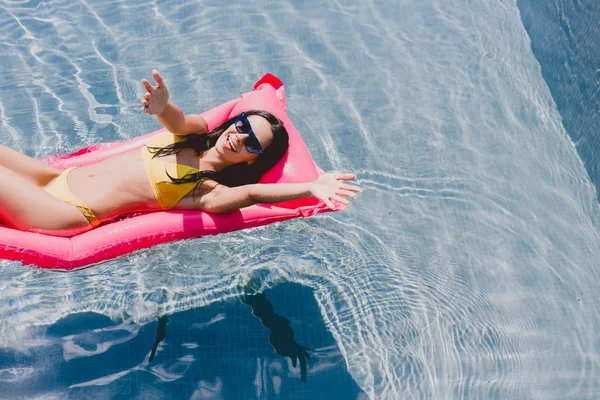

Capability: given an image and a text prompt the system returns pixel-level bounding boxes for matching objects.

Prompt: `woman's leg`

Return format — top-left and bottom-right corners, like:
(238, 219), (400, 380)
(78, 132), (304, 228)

(0, 164), (90, 233)
(0, 144), (61, 186)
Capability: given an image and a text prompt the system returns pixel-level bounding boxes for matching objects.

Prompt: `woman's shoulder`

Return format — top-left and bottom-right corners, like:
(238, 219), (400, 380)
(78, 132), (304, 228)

(147, 130), (182, 147)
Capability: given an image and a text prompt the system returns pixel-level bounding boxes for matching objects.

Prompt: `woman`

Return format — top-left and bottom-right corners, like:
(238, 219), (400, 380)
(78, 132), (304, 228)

(0, 71), (360, 236)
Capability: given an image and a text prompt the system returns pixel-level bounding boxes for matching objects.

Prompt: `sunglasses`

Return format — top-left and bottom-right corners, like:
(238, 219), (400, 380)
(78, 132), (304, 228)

(234, 112), (263, 154)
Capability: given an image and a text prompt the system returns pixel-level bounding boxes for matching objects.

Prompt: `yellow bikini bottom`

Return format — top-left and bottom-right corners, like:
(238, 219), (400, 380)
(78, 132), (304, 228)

(43, 167), (101, 228)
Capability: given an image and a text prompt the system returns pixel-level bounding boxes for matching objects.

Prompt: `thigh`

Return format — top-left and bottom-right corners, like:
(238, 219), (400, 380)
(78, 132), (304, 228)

(0, 144), (61, 186)
(0, 164), (90, 233)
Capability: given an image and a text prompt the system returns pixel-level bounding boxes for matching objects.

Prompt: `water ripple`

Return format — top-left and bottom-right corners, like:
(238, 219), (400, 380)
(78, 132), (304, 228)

(1, 0), (600, 398)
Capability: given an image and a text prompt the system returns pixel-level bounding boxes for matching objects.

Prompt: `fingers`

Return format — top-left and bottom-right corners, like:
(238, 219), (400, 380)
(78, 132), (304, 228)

(142, 69), (165, 92)
(331, 194), (350, 205)
(331, 173), (356, 181)
(153, 69), (165, 88)
(316, 172), (362, 209)
(141, 71), (167, 115)
(337, 189), (357, 198)
(141, 93), (150, 106)
(141, 79), (154, 93)
(321, 195), (347, 210)
(340, 183), (361, 192)
(323, 198), (336, 210)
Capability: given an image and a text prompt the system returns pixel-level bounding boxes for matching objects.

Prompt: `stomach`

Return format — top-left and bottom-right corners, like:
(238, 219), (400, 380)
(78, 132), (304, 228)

(68, 150), (160, 219)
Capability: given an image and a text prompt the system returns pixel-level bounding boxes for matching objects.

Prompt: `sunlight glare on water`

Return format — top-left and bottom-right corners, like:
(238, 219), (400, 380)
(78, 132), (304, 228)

(0, 0), (599, 398)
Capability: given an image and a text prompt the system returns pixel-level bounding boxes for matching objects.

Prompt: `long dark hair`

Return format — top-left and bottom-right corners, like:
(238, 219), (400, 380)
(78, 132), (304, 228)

(147, 110), (289, 189)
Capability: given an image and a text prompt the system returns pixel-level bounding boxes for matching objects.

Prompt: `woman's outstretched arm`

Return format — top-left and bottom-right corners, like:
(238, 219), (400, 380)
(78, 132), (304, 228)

(141, 70), (208, 135)
(184, 173), (361, 214)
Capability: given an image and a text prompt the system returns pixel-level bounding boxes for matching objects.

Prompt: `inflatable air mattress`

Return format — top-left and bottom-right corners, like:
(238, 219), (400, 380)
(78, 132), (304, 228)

(0, 74), (335, 270)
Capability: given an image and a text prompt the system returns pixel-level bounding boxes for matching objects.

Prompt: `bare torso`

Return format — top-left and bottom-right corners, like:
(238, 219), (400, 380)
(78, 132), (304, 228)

(47, 145), (206, 221)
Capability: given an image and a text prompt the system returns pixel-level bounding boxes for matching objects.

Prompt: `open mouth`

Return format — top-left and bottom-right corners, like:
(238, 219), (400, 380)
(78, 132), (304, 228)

(225, 135), (237, 152)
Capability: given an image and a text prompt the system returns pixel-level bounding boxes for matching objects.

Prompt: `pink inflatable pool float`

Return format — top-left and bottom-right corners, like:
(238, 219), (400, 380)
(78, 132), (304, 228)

(0, 74), (337, 270)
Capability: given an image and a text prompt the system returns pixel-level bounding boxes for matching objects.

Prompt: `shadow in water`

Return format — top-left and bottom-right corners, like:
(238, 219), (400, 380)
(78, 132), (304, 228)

(148, 282), (310, 383)
(149, 315), (168, 363)
(147, 286), (312, 383)
(241, 291), (311, 383)
(1, 282), (364, 399)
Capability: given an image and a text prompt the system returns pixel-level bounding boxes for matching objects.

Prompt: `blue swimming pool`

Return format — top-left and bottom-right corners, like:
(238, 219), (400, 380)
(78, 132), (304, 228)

(1, 0), (599, 398)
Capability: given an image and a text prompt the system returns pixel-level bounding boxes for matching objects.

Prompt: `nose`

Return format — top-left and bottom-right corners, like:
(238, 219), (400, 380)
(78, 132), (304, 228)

(233, 133), (248, 144)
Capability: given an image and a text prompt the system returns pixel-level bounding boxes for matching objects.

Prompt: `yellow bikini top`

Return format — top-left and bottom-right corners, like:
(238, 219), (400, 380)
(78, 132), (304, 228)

(142, 132), (207, 209)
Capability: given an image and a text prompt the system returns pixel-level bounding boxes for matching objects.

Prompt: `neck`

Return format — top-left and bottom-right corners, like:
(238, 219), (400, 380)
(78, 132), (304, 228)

(200, 147), (234, 172)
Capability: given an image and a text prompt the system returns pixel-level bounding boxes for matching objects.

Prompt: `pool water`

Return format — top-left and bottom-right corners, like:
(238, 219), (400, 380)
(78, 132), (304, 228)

(2, 283), (363, 398)
(1, 0), (599, 398)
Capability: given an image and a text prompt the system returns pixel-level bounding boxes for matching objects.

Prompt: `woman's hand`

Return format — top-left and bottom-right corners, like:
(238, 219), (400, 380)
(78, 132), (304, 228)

(141, 70), (169, 115)
(310, 173), (361, 209)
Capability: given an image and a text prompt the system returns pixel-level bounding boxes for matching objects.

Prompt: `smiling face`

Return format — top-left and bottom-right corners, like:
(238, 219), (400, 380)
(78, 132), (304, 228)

(214, 115), (274, 165)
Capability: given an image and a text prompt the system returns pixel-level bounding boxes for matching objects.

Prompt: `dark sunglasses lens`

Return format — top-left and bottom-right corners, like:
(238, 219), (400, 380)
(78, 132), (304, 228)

(244, 136), (262, 153)
(235, 117), (252, 133)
